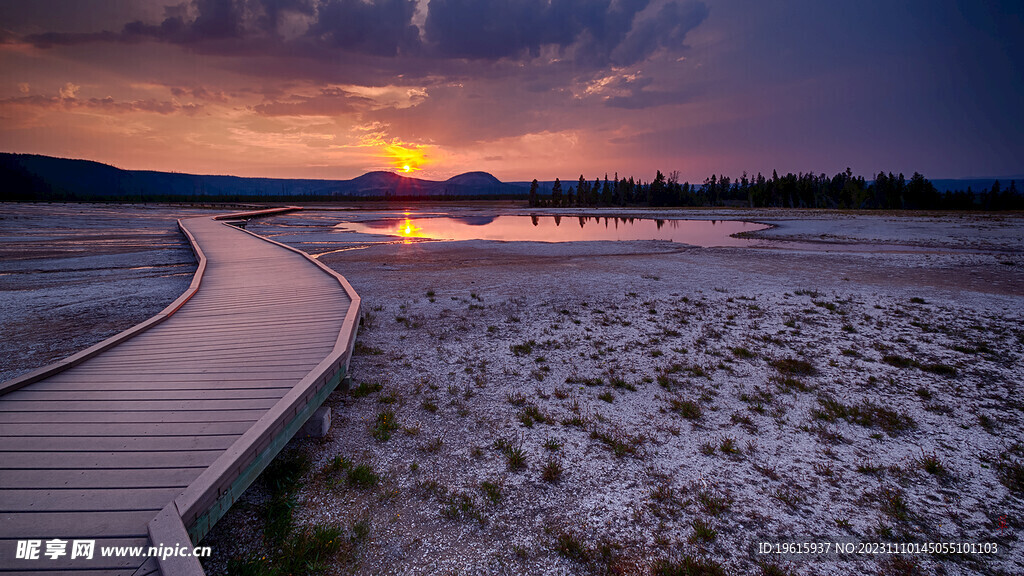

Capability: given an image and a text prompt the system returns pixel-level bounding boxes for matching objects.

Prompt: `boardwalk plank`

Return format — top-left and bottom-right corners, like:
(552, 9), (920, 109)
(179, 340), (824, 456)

(16, 381), (302, 393)
(5, 388), (288, 401)
(0, 399), (279, 412)
(0, 434), (237, 452)
(0, 510), (156, 539)
(0, 468), (200, 490)
(0, 488), (183, 513)
(0, 410), (266, 424)
(0, 450), (222, 469)
(0, 421), (254, 437)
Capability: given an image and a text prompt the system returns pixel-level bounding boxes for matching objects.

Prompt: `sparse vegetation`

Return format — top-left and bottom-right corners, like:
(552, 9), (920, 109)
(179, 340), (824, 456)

(771, 357), (816, 376)
(915, 452), (946, 476)
(371, 409), (399, 441)
(350, 379), (383, 398)
(812, 394), (915, 435)
(541, 457), (563, 483)
(652, 555), (726, 576)
(670, 398), (702, 420)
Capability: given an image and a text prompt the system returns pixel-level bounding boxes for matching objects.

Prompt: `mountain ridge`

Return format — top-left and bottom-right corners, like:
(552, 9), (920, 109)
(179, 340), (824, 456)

(0, 153), (523, 199)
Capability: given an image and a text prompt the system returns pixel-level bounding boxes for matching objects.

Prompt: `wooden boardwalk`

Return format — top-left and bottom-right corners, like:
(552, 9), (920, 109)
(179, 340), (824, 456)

(0, 208), (360, 575)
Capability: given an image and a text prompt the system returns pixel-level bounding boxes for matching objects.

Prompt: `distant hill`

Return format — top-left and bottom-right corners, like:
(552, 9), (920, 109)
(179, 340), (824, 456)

(0, 153), (524, 200)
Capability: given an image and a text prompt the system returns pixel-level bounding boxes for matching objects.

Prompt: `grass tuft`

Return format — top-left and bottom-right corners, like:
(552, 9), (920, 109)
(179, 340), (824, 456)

(371, 409), (399, 441)
(541, 457), (564, 483)
(670, 398), (702, 420)
(350, 380), (383, 398)
(771, 357), (817, 376)
(652, 555), (726, 576)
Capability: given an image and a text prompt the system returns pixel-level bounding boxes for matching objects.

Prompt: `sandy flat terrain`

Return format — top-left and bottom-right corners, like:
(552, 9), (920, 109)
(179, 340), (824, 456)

(0, 203), (211, 382)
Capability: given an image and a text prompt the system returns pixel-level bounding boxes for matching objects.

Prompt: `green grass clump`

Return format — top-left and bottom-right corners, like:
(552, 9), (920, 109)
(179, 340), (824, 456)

(234, 452), (364, 576)
(553, 529), (590, 563)
(608, 377), (636, 391)
(371, 409), (399, 441)
(567, 375), (604, 386)
(877, 486), (910, 521)
(916, 452), (945, 476)
(731, 346), (755, 359)
(590, 427), (642, 457)
(263, 452), (311, 544)
(228, 523), (349, 576)
(921, 363), (957, 376)
(440, 491), (479, 522)
(494, 437), (528, 471)
(883, 354), (957, 377)
(346, 463), (379, 488)
(322, 455), (377, 490)
(882, 354), (917, 368)
(480, 481), (503, 504)
(812, 394), (914, 435)
(770, 357), (816, 376)
(652, 555), (726, 576)
(275, 524), (346, 575)
(518, 404), (550, 427)
(541, 457), (564, 483)
(510, 340), (536, 356)
(350, 380), (383, 398)
(543, 438), (562, 451)
(670, 398), (702, 420)
(697, 490), (731, 516)
(351, 342), (384, 356)
(689, 518), (717, 543)
(719, 436), (740, 455)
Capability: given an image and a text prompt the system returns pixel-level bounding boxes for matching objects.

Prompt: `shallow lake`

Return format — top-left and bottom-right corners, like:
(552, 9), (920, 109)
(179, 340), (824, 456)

(335, 214), (769, 247)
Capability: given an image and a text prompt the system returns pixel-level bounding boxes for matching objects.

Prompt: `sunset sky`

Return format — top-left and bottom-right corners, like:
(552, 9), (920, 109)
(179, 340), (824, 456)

(0, 0), (1021, 181)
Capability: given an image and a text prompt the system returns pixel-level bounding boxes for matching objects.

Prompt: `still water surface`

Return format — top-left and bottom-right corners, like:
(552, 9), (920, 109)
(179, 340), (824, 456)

(337, 215), (769, 247)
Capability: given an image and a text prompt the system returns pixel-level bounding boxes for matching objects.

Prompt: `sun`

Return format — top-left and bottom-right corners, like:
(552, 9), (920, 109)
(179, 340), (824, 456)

(383, 143), (428, 174)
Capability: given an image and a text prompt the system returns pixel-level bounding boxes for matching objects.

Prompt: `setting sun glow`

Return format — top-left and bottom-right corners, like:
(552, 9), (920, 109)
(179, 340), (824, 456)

(384, 144), (428, 174)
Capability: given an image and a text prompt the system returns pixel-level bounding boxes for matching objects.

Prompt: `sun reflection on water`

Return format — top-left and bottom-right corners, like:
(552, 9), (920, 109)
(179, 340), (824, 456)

(396, 218), (424, 243)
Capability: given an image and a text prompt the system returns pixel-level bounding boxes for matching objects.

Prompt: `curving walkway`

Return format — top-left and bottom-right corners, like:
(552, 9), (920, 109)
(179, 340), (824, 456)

(0, 208), (360, 575)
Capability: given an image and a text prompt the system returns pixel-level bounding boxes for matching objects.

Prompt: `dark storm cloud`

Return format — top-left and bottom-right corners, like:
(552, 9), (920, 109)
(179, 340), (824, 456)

(423, 0), (707, 66)
(610, 0), (708, 66)
(307, 0), (420, 56)
(20, 0), (707, 67)
(257, 0), (316, 31)
(23, 0), (420, 56)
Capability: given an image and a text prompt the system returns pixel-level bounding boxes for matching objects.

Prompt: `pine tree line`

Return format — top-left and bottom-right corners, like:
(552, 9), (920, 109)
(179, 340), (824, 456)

(528, 169), (1023, 210)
